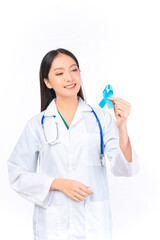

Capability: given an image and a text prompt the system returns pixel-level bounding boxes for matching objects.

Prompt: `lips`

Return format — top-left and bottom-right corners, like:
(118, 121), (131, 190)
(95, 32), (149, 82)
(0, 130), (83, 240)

(64, 84), (76, 89)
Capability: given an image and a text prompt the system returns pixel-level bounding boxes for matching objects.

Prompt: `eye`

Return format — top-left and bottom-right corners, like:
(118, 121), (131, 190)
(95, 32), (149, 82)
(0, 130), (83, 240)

(72, 68), (78, 72)
(56, 72), (63, 76)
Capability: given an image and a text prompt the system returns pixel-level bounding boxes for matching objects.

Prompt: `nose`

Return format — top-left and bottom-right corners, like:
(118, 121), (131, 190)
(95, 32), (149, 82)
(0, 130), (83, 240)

(64, 70), (74, 82)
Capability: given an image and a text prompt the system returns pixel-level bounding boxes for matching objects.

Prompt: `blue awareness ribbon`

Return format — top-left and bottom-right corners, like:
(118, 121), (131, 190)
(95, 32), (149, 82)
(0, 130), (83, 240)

(99, 84), (114, 109)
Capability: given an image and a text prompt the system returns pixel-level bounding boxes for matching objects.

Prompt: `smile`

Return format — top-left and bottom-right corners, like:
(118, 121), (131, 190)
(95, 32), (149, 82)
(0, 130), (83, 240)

(65, 84), (76, 89)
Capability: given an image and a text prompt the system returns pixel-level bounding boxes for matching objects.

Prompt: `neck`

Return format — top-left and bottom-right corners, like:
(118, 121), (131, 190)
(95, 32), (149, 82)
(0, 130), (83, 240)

(55, 95), (79, 113)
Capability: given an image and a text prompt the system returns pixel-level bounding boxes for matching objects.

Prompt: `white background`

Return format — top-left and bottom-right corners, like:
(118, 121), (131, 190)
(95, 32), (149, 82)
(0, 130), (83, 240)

(0, 0), (160, 239)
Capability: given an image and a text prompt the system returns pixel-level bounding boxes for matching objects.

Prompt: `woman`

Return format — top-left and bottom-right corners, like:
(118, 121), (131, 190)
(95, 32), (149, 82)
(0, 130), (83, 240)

(8, 48), (139, 240)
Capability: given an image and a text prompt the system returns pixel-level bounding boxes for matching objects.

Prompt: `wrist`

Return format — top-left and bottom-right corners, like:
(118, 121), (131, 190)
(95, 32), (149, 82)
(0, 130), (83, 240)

(118, 123), (129, 148)
(51, 178), (62, 191)
(118, 121), (127, 131)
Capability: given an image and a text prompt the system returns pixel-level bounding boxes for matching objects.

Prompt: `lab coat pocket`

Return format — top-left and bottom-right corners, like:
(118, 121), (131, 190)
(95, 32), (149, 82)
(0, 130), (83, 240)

(85, 200), (111, 240)
(45, 204), (67, 239)
(86, 133), (101, 166)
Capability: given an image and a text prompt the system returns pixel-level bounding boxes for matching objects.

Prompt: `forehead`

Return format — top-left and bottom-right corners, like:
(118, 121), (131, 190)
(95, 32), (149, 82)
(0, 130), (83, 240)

(51, 53), (76, 69)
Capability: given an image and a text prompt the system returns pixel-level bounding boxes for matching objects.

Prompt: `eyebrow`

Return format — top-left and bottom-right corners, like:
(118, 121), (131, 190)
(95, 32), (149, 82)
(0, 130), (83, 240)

(53, 64), (77, 71)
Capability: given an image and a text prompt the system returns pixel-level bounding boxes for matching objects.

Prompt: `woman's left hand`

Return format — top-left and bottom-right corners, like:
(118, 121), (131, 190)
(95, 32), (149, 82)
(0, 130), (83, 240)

(108, 97), (131, 129)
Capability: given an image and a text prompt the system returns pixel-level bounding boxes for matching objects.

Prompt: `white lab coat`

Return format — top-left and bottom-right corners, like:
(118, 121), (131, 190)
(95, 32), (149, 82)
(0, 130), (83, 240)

(8, 97), (139, 240)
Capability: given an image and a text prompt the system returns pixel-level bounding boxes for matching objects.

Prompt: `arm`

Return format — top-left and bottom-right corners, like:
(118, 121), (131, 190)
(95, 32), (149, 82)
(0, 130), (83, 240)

(7, 120), (54, 208)
(103, 105), (139, 176)
(108, 97), (132, 162)
(119, 123), (132, 162)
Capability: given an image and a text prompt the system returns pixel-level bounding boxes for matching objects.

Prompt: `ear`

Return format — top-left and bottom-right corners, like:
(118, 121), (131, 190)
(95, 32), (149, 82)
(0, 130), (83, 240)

(44, 78), (52, 89)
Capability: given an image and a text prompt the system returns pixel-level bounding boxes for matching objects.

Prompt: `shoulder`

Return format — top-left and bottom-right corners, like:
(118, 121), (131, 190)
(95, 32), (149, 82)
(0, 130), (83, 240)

(18, 111), (45, 144)
(26, 111), (44, 129)
(21, 112), (44, 141)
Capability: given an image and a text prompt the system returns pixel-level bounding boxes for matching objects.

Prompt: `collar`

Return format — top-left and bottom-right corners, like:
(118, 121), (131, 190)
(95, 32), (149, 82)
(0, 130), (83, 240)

(43, 97), (92, 128)
(44, 97), (92, 116)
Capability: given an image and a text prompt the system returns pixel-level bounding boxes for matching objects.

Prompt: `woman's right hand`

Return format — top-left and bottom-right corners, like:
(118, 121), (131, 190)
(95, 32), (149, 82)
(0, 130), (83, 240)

(50, 178), (93, 202)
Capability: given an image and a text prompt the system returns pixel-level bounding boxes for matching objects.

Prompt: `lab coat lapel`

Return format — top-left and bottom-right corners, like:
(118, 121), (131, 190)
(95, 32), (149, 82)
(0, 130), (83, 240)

(44, 97), (92, 128)
(43, 98), (65, 128)
(70, 97), (92, 128)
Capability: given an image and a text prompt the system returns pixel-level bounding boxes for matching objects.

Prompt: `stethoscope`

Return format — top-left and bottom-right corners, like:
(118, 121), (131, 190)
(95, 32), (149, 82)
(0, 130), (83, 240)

(41, 105), (104, 165)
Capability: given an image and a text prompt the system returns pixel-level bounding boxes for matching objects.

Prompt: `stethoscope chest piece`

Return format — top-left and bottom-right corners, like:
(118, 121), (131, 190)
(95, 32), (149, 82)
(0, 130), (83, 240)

(101, 154), (107, 167)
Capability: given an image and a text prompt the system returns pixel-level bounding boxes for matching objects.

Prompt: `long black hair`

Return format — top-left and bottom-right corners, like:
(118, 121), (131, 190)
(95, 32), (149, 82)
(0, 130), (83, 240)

(39, 48), (85, 111)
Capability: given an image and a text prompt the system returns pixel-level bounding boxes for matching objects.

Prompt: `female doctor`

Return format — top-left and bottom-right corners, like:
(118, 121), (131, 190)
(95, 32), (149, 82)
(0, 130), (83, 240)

(8, 48), (139, 240)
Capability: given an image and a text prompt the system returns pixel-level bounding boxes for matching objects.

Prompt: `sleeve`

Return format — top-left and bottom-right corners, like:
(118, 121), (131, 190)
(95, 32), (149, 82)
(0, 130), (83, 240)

(103, 112), (139, 176)
(7, 120), (55, 208)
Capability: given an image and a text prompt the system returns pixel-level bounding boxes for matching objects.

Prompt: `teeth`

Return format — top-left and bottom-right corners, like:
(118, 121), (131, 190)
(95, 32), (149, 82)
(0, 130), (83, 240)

(65, 84), (75, 88)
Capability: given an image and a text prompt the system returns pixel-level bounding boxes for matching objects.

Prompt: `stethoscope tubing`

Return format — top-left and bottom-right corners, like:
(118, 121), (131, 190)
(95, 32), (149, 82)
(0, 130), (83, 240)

(87, 105), (104, 160)
(41, 105), (104, 158)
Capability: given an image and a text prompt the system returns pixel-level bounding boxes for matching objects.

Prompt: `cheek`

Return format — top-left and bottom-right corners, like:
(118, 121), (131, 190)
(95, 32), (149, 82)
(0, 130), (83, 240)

(50, 80), (57, 89)
(48, 80), (62, 92)
(75, 72), (81, 82)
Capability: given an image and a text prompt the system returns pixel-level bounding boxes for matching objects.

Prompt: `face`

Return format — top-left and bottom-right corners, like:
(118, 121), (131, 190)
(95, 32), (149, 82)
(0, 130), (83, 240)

(44, 53), (81, 99)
